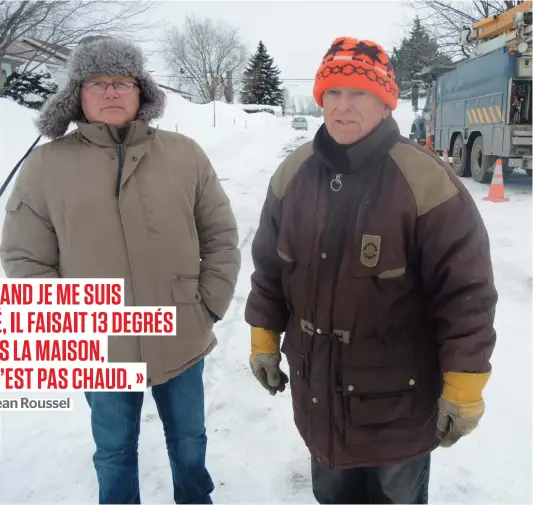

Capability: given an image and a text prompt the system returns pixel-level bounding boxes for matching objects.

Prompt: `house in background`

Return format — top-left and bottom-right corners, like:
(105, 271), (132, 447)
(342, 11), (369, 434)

(1, 37), (71, 88)
(158, 83), (197, 102)
(1, 39), (198, 104)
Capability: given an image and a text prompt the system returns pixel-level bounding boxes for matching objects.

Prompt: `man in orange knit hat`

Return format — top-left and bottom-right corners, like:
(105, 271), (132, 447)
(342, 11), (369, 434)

(245, 37), (497, 503)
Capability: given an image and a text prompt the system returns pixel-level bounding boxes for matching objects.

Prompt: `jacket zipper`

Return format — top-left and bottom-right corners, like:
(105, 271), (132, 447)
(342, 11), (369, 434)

(115, 141), (125, 197)
(327, 173), (348, 469)
(330, 173), (343, 192)
(310, 173), (337, 467)
(326, 171), (368, 468)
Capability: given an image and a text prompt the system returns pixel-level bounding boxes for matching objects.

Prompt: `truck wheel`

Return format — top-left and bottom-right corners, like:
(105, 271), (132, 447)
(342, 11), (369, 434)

(452, 135), (470, 177)
(471, 136), (495, 184)
(411, 126), (423, 145)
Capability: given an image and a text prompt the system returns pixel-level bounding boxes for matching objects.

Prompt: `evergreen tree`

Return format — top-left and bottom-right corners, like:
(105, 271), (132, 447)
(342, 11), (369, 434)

(240, 41), (283, 106)
(0, 70), (58, 110)
(391, 16), (452, 97)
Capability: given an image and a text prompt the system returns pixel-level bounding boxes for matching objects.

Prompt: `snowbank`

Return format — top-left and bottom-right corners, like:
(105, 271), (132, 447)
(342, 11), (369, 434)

(0, 98), (47, 211)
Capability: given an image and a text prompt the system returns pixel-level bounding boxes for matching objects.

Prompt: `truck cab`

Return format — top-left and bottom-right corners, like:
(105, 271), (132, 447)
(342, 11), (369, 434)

(409, 74), (440, 146)
(410, 88), (432, 145)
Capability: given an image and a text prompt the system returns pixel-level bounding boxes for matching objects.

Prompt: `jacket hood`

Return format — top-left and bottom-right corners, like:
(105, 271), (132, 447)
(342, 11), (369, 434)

(35, 35), (166, 139)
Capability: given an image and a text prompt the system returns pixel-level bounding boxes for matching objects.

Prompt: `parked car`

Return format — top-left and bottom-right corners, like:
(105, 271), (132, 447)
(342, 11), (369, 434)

(291, 116), (308, 131)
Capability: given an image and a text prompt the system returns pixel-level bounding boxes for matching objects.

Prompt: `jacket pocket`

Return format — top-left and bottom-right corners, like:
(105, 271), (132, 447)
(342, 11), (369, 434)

(347, 233), (412, 333)
(349, 231), (408, 280)
(172, 274), (202, 303)
(281, 339), (309, 415)
(276, 241), (297, 315)
(341, 364), (417, 440)
(351, 259), (408, 281)
(171, 275), (213, 334)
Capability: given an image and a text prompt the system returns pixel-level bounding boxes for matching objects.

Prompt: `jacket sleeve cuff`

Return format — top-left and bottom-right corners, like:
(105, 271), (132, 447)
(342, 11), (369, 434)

(441, 371), (491, 404)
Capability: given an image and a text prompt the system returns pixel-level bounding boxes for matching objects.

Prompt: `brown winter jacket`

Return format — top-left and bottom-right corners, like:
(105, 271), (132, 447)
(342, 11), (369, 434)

(245, 115), (497, 468)
(1, 120), (241, 387)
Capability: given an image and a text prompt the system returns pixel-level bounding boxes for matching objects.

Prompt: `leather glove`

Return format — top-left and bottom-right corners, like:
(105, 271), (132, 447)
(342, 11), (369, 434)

(250, 327), (289, 396)
(437, 371), (491, 448)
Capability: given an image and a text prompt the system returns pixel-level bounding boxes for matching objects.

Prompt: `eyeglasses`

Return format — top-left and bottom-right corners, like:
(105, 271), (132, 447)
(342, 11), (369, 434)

(84, 81), (138, 94)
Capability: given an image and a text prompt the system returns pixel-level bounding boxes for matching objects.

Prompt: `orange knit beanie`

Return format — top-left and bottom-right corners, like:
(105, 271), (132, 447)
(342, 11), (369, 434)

(313, 37), (399, 110)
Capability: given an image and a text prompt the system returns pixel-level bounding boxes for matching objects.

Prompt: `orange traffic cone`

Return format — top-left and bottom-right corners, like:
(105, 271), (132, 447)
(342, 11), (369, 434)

(483, 159), (509, 202)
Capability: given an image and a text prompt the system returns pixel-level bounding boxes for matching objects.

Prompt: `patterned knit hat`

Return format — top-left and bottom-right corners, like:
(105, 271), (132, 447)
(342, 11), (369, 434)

(313, 37), (398, 110)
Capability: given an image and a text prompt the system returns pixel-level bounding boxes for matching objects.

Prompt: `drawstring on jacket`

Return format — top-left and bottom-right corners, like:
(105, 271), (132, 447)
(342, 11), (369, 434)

(0, 125), (130, 201)
(0, 135), (42, 199)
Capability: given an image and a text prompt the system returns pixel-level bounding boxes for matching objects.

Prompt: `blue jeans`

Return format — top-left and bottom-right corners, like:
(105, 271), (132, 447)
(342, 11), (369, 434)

(85, 360), (214, 504)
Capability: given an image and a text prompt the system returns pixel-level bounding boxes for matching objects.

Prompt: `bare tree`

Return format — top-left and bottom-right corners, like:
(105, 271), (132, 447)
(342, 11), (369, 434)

(163, 15), (248, 104)
(1, 1), (160, 90)
(407, 0), (510, 58)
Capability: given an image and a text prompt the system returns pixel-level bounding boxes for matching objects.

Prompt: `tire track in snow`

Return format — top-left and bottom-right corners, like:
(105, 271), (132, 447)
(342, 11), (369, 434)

(238, 226), (255, 250)
(202, 134), (314, 502)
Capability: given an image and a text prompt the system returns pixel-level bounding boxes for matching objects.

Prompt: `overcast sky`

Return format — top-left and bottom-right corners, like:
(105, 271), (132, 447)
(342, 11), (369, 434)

(141, 0), (415, 99)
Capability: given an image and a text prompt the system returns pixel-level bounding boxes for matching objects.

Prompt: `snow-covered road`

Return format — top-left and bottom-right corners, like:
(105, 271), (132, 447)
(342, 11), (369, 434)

(0, 94), (531, 503)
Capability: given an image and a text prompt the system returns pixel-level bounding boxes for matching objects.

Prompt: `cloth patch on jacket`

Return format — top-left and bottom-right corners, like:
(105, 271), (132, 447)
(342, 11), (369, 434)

(360, 234), (381, 267)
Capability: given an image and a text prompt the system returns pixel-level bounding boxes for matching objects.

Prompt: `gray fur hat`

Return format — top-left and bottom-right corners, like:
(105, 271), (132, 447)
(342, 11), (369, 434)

(35, 35), (166, 139)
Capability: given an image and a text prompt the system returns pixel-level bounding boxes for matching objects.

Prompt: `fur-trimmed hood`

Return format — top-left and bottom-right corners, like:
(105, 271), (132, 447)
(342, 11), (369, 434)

(35, 35), (166, 139)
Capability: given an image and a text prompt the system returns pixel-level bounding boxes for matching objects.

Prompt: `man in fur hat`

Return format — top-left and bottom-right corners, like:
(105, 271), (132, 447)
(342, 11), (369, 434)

(0, 35), (241, 504)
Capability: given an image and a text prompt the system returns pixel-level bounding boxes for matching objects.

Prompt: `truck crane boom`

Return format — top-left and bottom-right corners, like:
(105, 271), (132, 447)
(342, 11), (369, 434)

(458, 1), (532, 57)
(470, 2), (531, 41)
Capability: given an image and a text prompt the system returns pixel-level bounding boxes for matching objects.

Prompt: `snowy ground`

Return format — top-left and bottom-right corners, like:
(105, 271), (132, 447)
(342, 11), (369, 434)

(0, 94), (531, 503)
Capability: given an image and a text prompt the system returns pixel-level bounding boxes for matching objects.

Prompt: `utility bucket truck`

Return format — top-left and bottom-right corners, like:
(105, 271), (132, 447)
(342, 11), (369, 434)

(409, 1), (532, 183)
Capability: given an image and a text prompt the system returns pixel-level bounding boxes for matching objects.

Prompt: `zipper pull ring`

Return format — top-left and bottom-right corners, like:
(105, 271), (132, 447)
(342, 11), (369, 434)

(330, 174), (343, 192)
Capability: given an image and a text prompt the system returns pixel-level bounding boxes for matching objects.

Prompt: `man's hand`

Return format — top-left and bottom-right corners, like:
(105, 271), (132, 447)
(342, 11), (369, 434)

(250, 327), (288, 395)
(437, 371), (491, 447)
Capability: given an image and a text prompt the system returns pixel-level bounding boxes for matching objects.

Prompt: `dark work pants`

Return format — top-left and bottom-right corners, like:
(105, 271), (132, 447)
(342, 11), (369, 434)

(311, 453), (431, 504)
(85, 359), (214, 504)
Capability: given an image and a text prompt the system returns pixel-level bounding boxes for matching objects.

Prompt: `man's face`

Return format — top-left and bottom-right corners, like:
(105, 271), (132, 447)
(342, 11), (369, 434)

(80, 74), (140, 128)
(322, 87), (390, 144)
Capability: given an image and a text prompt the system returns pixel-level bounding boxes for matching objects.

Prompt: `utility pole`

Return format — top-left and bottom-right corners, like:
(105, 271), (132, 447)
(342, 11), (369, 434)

(209, 71), (218, 128)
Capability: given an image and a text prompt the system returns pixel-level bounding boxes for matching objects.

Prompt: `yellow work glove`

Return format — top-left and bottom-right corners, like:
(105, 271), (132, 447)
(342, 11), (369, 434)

(250, 327), (288, 396)
(437, 371), (491, 448)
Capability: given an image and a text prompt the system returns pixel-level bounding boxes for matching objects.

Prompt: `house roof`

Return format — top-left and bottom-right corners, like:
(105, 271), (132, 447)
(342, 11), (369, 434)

(2, 37), (71, 67)
(158, 83), (196, 98)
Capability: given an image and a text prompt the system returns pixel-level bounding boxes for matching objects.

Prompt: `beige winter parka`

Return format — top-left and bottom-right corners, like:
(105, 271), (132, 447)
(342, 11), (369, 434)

(1, 120), (241, 387)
